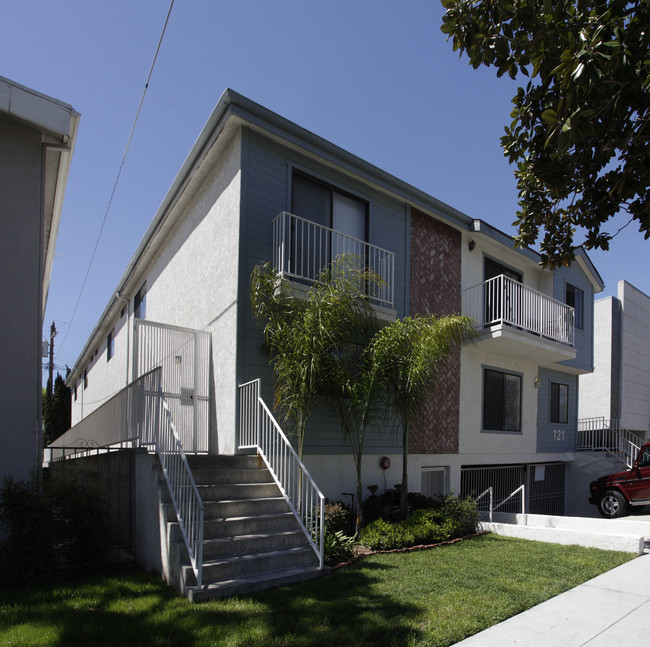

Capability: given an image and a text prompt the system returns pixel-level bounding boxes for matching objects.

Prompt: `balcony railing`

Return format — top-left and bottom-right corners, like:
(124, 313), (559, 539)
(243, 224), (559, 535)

(462, 274), (574, 346)
(272, 211), (394, 308)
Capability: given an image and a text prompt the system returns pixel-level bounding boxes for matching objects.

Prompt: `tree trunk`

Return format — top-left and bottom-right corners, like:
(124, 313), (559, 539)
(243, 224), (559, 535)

(400, 424), (409, 519)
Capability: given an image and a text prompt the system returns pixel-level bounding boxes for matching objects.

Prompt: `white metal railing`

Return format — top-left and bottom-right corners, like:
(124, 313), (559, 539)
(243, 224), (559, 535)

(154, 379), (204, 589)
(273, 211), (394, 308)
(48, 368), (204, 589)
(577, 417), (643, 469)
(462, 274), (574, 346)
(475, 484), (526, 522)
(239, 379), (325, 568)
(47, 369), (159, 453)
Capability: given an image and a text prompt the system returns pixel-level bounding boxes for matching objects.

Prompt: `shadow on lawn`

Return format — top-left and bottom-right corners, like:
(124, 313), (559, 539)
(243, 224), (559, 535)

(244, 558), (426, 646)
(0, 560), (426, 647)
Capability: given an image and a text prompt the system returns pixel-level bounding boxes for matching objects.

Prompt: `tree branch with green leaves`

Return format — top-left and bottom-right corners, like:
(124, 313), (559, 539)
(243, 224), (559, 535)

(441, 0), (649, 267)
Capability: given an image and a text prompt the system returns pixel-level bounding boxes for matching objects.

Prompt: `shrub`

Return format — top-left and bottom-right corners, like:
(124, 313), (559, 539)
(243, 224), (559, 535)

(359, 494), (479, 551)
(324, 530), (357, 563)
(0, 476), (111, 585)
(324, 500), (351, 535)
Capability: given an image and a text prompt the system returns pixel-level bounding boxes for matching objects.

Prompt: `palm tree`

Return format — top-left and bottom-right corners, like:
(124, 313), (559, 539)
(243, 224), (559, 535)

(371, 315), (476, 519)
(327, 325), (386, 533)
(250, 255), (378, 460)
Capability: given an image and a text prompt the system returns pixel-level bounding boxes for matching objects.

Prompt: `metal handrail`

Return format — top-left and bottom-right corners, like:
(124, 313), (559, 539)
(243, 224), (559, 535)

(153, 382), (204, 589)
(577, 417), (643, 469)
(273, 211), (394, 308)
(238, 379), (325, 568)
(47, 368), (205, 589)
(462, 274), (575, 346)
(474, 484), (526, 522)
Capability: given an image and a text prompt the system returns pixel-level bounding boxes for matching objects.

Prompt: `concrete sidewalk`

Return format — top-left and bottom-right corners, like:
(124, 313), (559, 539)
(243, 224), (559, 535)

(454, 544), (650, 646)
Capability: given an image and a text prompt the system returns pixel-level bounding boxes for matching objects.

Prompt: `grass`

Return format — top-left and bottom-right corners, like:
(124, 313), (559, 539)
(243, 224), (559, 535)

(0, 534), (633, 647)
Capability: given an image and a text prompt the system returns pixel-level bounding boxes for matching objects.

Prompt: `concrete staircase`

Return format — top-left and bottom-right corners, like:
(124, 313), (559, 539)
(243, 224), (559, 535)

(166, 454), (326, 602)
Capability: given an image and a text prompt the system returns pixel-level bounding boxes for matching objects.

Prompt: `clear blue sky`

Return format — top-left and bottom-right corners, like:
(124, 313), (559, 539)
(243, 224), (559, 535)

(3, 0), (647, 376)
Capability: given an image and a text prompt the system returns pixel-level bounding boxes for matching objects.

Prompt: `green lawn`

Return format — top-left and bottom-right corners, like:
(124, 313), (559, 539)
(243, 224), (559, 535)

(0, 534), (633, 647)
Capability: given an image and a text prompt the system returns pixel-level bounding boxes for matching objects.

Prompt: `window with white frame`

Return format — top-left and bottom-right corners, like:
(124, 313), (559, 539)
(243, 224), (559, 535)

(421, 467), (447, 498)
(483, 368), (521, 432)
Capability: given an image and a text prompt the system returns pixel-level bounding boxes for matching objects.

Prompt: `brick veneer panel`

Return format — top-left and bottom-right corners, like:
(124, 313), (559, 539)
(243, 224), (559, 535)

(409, 208), (462, 455)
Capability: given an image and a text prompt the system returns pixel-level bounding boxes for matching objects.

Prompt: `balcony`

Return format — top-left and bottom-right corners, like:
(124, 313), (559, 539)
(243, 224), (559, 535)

(272, 211), (395, 311)
(462, 275), (576, 365)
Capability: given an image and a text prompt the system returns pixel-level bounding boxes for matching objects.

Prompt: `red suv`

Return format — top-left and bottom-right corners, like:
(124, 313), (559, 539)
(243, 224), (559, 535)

(589, 443), (650, 518)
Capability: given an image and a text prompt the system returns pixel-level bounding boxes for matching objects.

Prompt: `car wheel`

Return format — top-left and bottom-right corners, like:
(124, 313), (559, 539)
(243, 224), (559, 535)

(597, 490), (627, 519)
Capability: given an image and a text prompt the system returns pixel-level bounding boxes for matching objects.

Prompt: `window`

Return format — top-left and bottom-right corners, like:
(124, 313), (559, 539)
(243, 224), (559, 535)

(483, 368), (521, 432)
(421, 467), (447, 498)
(550, 382), (569, 424)
(566, 283), (584, 330)
(74, 384), (77, 401)
(134, 282), (146, 319)
(107, 328), (115, 361)
(83, 369), (88, 390)
(290, 172), (368, 280)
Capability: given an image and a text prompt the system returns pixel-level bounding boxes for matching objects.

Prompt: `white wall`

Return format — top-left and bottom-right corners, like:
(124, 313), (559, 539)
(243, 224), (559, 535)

(578, 296), (613, 422)
(70, 132), (243, 455)
(619, 281), (650, 435)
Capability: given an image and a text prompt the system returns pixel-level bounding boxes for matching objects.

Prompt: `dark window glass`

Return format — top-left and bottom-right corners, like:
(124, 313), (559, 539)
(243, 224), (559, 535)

(566, 284), (584, 329)
(483, 368), (521, 432)
(550, 382), (569, 424)
(107, 328), (115, 361)
(134, 283), (146, 319)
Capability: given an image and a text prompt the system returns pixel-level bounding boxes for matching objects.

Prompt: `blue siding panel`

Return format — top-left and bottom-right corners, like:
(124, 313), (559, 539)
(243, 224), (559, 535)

(537, 368), (578, 452)
(553, 264), (595, 373)
(239, 129), (408, 454)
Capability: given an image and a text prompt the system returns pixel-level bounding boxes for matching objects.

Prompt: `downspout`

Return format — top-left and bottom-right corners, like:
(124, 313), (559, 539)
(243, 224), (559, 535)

(116, 294), (130, 387)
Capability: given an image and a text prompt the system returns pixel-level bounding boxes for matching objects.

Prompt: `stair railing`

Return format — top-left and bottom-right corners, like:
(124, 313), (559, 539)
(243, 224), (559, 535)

(238, 379), (325, 568)
(148, 371), (204, 589)
(577, 417), (643, 469)
(475, 484), (526, 522)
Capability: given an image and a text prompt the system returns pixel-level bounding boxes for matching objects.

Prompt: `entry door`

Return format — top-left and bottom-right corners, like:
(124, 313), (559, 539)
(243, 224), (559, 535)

(133, 320), (210, 452)
(484, 258), (523, 325)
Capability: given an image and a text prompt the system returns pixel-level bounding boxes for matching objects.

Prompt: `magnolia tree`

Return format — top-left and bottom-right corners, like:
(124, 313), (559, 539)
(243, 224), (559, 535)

(442, 0), (649, 267)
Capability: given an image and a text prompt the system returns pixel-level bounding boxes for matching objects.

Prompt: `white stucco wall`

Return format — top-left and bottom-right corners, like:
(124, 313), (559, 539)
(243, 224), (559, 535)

(128, 134), (242, 455)
(70, 309), (130, 426)
(578, 296), (613, 422)
(69, 132), (243, 456)
(619, 281), (650, 434)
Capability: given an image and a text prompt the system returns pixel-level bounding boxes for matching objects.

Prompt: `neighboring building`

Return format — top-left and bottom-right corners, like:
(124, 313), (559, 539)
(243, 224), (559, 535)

(64, 89), (603, 516)
(0, 76), (79, 483)
(579, 280), (650, 440)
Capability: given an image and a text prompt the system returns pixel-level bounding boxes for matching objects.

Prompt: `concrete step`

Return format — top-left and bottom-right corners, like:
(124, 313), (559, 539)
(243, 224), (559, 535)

(187, 565), (327, 602)
(199, 529), (308, 560)
(196, 482), (281, 501)
(186, 454), (263, 471)
(207, 512), (299, 537)
(184, 546), (319, 585)
(182, 512), (300, 540)
(190, 467), (275, 486)
(202, 496), (293, 519)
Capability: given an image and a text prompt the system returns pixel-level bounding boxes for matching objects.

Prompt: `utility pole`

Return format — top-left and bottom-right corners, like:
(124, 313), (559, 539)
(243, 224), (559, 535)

(48, 321), (56, 397)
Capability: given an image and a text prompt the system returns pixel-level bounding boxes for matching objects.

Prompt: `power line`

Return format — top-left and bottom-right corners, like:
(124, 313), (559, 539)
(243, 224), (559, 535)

(56, 0), (176, 362)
